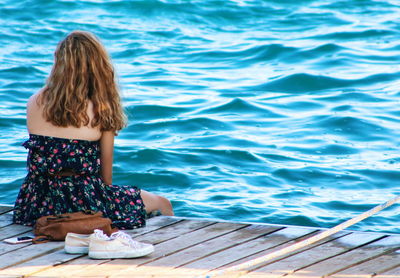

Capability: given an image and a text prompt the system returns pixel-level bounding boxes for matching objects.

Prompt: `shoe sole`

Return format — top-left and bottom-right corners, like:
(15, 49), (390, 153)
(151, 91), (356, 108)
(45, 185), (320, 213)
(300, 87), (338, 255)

(89, 246), (154, 259)
(65, 245), (89, 254)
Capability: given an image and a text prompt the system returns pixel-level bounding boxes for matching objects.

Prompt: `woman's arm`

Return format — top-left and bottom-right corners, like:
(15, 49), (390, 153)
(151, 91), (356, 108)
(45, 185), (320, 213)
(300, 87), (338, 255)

(26, 93), (41, 134)
(100, 131), (115, 185)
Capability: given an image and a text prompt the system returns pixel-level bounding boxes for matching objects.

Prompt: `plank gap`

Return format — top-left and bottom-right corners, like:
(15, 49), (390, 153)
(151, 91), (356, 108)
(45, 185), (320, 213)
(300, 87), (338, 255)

(211, 228), (321, 273)
(246, 230), (353, 274)
(322, 247), (400, 278)
(130, 218), (185, 237)
(274, 232), (378, 277)
(138, 224), (252, 267)
(149, 220), (217, 246)
(373, 262), (400, 277)
(323, 235), (390, 276)
(0, 206), (14, 215)
(176, 226), (286, 269)
(0, 246), (63, 270)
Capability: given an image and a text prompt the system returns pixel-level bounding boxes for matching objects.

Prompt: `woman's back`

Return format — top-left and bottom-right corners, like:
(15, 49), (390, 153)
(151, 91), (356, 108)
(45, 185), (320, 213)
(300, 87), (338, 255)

(27, 93), (101, 141)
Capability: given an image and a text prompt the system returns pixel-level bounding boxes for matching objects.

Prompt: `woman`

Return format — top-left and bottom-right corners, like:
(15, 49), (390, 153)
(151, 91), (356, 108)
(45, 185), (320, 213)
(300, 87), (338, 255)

(13, 31), (173, 229)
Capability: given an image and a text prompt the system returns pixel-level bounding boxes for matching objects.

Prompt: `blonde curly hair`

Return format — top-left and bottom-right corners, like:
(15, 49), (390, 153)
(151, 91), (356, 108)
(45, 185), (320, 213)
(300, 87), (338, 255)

(39, 30), (126, 132)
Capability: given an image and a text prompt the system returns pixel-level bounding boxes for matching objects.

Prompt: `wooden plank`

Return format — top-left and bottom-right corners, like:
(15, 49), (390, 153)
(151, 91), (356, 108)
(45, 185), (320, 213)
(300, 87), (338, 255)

(74, 222), (247, 277)
(329, 237), (400, 278)
(0, 231), (35, 256)
(113, 225), (283, 278)
(374, 265), (400, 278)
(0, 241), (64, 269)
(0, 217), (178, 277)
(30, 257), (106, 278)
(133, 219), (216, 245)
(0, 214), (398, 278)
(112, 265), (207, 277)
(0, 206), (14, 215)
(108, 226), (319, 277)
(187, 226), (319, 276)
(281, 235), (397, 278)
(31, 219), (215, 277)
(0, 224), (32, 241)
(245, 231), (381, 278)
(0, 213), (15, 228)
(126, 216), (182, 237)
(0, 248), (82, 277)
(328, 254), (399, 278)
(139, 224), (282, 268)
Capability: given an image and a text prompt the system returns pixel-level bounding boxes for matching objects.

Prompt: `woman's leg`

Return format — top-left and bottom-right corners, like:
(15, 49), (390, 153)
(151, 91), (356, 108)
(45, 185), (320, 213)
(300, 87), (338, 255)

(141, 189), (174, 216)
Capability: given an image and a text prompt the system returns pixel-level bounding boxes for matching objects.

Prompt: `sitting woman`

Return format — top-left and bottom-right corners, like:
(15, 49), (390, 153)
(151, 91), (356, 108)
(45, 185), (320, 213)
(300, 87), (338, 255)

(13, 30), (173, 229)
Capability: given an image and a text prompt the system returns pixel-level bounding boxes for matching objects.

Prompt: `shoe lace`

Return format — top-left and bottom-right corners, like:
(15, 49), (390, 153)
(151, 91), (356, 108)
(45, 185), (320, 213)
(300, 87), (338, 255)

(93, 229), (110, 240)
(110, 231), (142, 248)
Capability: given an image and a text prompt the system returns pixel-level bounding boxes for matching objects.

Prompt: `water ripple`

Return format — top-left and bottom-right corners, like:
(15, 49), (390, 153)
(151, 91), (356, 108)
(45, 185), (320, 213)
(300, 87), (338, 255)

(1, 0), (400, 233)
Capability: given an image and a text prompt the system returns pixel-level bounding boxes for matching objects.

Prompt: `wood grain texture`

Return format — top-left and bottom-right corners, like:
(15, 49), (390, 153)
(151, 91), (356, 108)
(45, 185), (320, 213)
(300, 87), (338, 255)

(73, 221), (246, 277)
(30, 216), (191, 278)
(282, 235), (398, 278)
(0, 206), (398, 278)
(0, 206), (14, 215)
(207, 227), (319, 272)
(251, 232), (380, 278)
(374, 265), (400, 278)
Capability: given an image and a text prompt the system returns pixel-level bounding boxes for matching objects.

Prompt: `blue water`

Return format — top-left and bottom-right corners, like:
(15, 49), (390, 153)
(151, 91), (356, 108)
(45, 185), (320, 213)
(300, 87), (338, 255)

(1, 0), (400, 233)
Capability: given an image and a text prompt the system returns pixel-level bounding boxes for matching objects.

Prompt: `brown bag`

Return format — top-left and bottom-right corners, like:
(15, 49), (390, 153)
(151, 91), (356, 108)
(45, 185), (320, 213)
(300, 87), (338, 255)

(33, 210), (116, 243)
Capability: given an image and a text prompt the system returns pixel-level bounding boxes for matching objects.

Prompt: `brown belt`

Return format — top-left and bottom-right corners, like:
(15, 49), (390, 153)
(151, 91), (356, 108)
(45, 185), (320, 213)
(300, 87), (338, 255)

(47, 169), (80, 177)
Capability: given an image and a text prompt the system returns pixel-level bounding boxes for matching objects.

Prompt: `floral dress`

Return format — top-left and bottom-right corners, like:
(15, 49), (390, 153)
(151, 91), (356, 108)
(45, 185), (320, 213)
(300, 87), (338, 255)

(13, 134), (146, 229)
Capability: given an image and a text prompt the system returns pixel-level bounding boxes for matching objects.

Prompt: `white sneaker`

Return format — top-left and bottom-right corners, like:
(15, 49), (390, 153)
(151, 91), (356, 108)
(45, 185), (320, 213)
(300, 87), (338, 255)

(65, 233), (91, 254)
(88, 229), (154, 259)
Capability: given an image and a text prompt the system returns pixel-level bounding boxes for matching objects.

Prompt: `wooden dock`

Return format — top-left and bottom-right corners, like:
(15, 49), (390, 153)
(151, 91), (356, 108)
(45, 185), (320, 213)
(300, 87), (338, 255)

(0, 206), (399, 277)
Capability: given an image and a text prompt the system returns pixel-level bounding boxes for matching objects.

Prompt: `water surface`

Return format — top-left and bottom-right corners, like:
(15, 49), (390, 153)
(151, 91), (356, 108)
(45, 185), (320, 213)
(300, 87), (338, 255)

(1, 0), (400, 233)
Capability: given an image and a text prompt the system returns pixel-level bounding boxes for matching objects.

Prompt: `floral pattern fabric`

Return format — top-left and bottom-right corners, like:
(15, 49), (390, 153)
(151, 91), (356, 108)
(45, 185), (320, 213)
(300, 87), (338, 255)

(13, 134), (146, 229)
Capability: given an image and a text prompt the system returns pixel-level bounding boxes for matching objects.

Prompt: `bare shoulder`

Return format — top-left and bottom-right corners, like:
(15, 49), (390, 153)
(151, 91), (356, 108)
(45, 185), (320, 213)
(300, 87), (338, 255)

(26, 91), (45, 133)
(27, 92), (42, 111)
